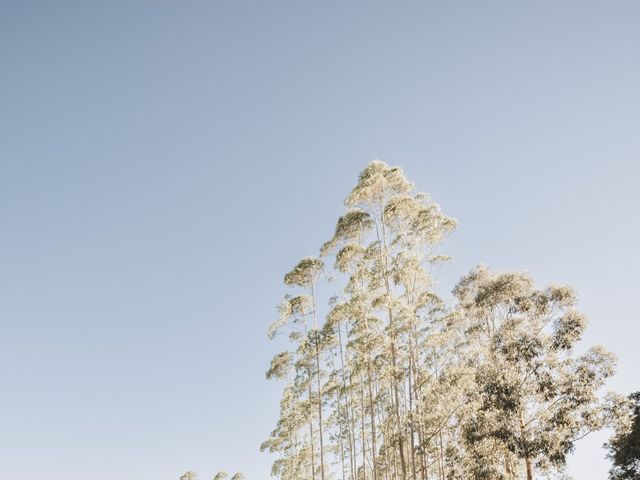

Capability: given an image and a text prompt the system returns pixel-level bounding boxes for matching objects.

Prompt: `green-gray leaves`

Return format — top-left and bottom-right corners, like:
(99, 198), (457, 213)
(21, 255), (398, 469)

(284, 257), (324, 288)
(266, 351), (292, 380)
(552, 310), (587, 350)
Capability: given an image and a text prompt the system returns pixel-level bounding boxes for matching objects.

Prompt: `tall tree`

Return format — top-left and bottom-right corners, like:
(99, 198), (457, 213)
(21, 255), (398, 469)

(266, 257), (327, 480)
(454, 266), (619, 479)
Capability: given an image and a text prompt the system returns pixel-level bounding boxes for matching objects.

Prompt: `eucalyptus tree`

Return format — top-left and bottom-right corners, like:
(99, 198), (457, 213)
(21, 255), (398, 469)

(321, 161), (456, 479)
(179, 472), (198, 480)
(266, 257), (328, 480)
(261, 367), (312, 480)
(324, 222), (382, 480)
(453, 266), (620, 480)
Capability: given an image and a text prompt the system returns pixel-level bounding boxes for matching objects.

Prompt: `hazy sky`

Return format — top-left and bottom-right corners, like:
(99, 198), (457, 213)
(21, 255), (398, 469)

(1, 2), (639, 479)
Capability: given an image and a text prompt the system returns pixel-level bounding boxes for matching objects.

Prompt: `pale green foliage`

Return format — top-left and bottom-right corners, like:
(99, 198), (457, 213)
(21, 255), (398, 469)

(551, 310), (587, 350)
(321, 210), (373, 255)
(265, 160), (625, 480)
(345, 160), (413, 207)
(284, 257), (324, 288)
(179, 469), (240, 480)
(266, 351), (293, 380)
(454, 267), (618, 478)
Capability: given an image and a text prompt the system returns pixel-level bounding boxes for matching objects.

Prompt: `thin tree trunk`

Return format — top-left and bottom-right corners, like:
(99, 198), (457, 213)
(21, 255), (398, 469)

(434, 355), (445, 480)
(311, 281), (326, 480)
(338, 323), (357, 480)
(524, 455), (533, 480)
(338, 393), (347, 480)
(361, 375), (368, 480)
(519, 410), (533, 480)
(408, 328), (417, 480)
(376, 218), (408, 480)
(307, 360), (316, 480)
(367, 361), (378, 480)
(315, 340), (326, 480)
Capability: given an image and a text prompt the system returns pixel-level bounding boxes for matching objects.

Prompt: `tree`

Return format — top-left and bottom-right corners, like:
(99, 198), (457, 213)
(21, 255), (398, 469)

(607, 392), (640, 479)
(179, 472), (198, 480)
(454, 266), (618, 479)
(321, 161), (456, 480)
(265, 257), (328, 480)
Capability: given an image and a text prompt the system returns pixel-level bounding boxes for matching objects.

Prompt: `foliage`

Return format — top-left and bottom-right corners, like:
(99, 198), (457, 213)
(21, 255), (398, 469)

(607, 392), (640, 479)
(178, 470), (243, 480)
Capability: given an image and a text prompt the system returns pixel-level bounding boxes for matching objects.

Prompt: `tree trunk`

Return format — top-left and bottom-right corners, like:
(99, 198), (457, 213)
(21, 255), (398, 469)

(367, 361), (378, 480)
(315, 340), (326, 480)
(311, 281), (326, 480)
(519, 410), (533, 480)
(338, 324), (357, 480)
(376, 218), (408, 480)
(307, 361), (316, 480)
(524, 456), (533, 480)
(361, 376), (367, 480)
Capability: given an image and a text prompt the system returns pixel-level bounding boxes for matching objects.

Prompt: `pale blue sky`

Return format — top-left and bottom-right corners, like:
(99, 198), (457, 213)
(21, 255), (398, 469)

(1, 2), (639, 479)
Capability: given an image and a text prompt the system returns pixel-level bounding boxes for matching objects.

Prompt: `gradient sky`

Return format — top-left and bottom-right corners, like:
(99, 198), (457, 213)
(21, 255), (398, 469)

(1, 2), (639, 479)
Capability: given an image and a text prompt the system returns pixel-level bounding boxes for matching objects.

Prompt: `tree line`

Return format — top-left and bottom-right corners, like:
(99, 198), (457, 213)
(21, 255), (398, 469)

(262, 161), (634, 480)
(178, 471), (244, 480)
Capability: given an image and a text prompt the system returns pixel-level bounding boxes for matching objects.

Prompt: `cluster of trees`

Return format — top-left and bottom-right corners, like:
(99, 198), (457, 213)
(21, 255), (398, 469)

(178, 471), (244, 480)
(262, 161), (632, 480)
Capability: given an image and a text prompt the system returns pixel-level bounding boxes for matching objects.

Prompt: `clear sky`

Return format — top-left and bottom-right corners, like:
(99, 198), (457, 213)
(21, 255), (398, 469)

(1, 2), (638, 479)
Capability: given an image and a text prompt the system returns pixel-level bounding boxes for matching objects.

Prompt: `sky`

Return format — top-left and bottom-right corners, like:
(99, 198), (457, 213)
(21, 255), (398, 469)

(1, 1), (639, 479)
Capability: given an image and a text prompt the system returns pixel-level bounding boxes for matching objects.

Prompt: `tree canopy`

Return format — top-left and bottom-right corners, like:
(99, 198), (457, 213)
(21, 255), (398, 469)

(263, 160), (628, 480)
